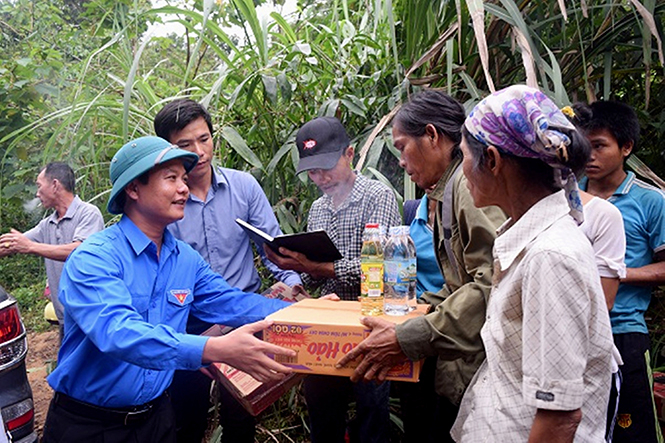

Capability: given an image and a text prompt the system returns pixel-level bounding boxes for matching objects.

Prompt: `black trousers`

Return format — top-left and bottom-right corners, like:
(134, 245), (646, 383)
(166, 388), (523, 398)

(396, 357), (458, 443)
(612, 332), (663, 443)
(169, 368), (256, 443)
(304, 374), (390, 443)
(42, 392), (176, 443)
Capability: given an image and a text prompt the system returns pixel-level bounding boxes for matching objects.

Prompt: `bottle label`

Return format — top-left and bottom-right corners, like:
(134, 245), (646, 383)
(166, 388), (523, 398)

(384, 259), (416, 292)
(361, 262), (384, 298)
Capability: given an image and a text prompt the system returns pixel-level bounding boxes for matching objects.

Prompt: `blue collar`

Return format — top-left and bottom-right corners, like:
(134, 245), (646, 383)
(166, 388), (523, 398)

(614, 171), (635, 196)
(118, 216), (178, 257)
(578, 171), (634, 197)
(415, 194), (429, 222)
(211, 166), (229, 191)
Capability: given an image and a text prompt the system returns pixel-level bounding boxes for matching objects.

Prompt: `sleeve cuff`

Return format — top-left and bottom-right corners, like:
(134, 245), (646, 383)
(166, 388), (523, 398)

(395, 316), (436, 361)
(284, 273), (303, 287)
(176, 334), (210, 371)
(596, 256), (627, 279)
(522, 375), (584, 410)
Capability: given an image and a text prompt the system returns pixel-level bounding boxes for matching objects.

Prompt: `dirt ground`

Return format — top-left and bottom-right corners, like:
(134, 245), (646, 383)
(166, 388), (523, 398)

(26, 329), (58, 437)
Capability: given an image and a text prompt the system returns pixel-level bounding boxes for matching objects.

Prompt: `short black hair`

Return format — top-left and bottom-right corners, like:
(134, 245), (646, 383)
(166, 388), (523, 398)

(44, 162), (75, 193)
(154, 99), (214, 142)
(571, 100), (640, 155)
(394, 90), (466, 157)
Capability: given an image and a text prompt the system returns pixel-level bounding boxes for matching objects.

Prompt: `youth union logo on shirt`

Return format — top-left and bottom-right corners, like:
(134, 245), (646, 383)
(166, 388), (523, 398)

(170, 289), (191, 305)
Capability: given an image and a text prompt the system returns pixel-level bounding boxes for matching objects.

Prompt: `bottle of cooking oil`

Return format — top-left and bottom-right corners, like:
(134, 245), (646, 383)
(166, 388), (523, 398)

(360, 223), (384, 316)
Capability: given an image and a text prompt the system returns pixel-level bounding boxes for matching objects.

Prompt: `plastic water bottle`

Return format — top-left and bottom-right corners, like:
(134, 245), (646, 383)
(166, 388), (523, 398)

(360, 223), (384, 316)
(383, 226), (417, 316)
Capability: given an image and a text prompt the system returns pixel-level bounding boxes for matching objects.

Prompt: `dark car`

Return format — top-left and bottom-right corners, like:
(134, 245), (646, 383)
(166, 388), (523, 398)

(0, 285), (38, 443)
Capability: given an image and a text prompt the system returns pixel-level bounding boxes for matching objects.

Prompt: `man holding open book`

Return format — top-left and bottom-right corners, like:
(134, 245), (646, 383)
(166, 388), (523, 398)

(264, 117), (400, 443)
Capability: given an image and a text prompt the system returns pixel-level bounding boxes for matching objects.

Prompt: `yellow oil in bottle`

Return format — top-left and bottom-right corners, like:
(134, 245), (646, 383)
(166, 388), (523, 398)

(360, 223), (384, 316)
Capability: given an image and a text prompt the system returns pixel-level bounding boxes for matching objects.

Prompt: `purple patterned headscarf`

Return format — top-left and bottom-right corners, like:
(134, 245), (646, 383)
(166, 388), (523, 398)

(464, 85), (583, 224)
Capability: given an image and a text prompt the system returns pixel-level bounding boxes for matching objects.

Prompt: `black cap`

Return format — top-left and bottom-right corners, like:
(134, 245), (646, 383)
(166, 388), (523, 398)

(295, 117), (350, 174)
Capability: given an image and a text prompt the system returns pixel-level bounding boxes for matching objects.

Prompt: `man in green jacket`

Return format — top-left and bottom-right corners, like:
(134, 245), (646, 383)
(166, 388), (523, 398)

(339, 91), (505, 443)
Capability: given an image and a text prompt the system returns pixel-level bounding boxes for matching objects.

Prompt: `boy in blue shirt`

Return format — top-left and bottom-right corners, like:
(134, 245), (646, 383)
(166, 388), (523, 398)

(577, 101), (665, 443)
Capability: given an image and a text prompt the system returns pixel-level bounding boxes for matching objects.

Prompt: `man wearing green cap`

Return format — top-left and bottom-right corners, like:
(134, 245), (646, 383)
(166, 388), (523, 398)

(42, 136), (296, 443)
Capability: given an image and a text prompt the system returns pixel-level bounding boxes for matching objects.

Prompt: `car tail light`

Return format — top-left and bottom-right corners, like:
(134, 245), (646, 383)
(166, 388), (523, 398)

(0, 303), (26, 368)
(0, 304), (22, 343)
(2, 398), (34, 431)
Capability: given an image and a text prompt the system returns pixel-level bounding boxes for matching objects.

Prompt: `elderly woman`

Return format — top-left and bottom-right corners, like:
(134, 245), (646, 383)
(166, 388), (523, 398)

(450, 86), (614, 442)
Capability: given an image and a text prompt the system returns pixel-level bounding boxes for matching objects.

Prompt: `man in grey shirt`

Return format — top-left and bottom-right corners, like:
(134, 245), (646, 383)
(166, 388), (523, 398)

(0, 162), (104, 337)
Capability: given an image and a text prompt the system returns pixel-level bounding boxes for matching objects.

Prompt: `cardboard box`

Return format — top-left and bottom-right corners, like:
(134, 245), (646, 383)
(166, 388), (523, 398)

(264, 299), (425, 382)
(200, 282), (307, 416)
(203, 324), (305, 416)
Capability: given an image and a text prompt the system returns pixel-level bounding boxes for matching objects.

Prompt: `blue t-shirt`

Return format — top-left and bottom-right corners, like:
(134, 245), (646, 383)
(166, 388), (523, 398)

(581, 172), (665, 334)
(48, 216), (288, 407)
(409, 195), (445, 296)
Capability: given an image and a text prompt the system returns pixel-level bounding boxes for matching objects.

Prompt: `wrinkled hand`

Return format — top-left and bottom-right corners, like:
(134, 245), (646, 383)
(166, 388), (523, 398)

(0, 229), (32, 256)
(202, 319), (295, 383)
(336, 317), (408, 382)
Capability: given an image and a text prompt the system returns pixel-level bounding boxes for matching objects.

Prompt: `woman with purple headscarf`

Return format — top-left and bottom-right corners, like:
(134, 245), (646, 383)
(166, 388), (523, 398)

(450, 85), (614, 442)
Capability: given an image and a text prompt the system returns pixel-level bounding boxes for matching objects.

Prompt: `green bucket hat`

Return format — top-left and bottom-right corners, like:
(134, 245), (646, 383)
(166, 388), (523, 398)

(107, 136), (199, 214)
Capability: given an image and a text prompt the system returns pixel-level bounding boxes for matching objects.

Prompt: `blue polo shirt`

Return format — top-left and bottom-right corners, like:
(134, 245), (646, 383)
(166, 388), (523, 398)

(409, 195), (445, 296)
(581, 172), (665, 334)
(48, 216), (288, 408)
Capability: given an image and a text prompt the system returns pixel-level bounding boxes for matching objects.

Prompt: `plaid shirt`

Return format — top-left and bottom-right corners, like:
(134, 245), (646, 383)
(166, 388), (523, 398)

(451, 191), (613, 442)
(303, 174), (400, 300)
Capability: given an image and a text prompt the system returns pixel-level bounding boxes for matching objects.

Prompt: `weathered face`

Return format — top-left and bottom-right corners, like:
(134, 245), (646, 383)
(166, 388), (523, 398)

(167, 117), (214, 183)
(460, 136), (495, 208)
(392, 124), (441, 190)
(584, 128), (630, 182)
(129, 159), (190, 225)
(35, 169), (57, 209)
(306, 148), (354, 198)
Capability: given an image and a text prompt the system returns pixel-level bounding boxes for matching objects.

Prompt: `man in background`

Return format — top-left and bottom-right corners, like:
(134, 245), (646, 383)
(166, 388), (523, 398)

(576, 101), (665, 443)
(0, 162), (104, 339)
(154, 99), (303, 443)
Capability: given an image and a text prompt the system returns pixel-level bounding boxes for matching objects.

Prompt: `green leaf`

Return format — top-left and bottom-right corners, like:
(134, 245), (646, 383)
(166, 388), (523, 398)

(269, 11), (297, 44)
(261, 74), (278, 104)
(276, 72), (292, 102)
(219, 126), (263, 170)
(266, 141), (293, 176)
(2, 184), (25, 199)
(319, 99), (340, 117)
(340, 96), (367, 117)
